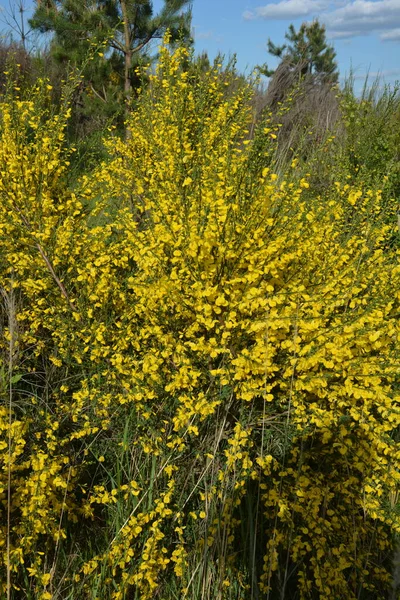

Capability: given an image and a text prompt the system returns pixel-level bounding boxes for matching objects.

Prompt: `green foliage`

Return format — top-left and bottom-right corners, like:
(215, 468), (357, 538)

(29, 0), (192, 121)
(340, 77), (400, 193)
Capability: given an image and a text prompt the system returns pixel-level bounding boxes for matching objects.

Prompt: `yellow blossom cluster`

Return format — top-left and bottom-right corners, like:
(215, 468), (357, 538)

(0, 42), (400, 599)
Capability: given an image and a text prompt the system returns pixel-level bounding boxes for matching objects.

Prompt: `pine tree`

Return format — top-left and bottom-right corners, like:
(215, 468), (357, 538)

(258, 20), (338, 84)
(30, 0), (192, 111)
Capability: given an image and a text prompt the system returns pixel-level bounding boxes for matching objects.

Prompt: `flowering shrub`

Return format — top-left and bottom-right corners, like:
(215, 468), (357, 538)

(1, 41), (400, 599)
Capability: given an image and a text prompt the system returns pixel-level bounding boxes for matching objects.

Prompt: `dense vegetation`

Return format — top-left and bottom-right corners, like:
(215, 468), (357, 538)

(0, 21), (400, 600)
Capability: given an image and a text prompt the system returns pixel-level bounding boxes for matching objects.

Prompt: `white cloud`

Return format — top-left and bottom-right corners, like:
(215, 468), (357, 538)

(379, 67), (400, 75)
(244, 0), (400, 40)
(324, 0), (400, 38)
(380, 26), (400, 39)
(196, 30), (214, 40)
(192, 27), (223, 43)
(244, 0), (329, 20)
(328, 29), (361, 37)
(350, 67), (400, 78)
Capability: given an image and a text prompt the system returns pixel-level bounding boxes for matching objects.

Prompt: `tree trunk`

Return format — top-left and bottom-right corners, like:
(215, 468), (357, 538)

(120, 0), (132, 139)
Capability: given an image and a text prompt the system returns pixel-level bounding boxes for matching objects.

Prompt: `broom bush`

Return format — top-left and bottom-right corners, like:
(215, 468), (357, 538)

(1, 39), (400, 599)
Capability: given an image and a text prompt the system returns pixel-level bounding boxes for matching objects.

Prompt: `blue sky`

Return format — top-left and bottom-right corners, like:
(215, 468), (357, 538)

(189, 0), (400, 87)
(1, 0), (399, 89)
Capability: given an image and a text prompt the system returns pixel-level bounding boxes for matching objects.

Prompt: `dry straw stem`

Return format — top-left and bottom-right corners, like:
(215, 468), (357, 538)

(260, 57), (341, 172)
(0, 284), (17, 600)
(49, 465), (72, 596)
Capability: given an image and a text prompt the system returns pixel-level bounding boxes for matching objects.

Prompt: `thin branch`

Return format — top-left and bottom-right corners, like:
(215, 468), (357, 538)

(131, 33), (159, 55)
(0, 0), (32, 50)
(35, 242), (76, 312)
(14, 208), (76, 312)
(89, 82), (108, 104)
